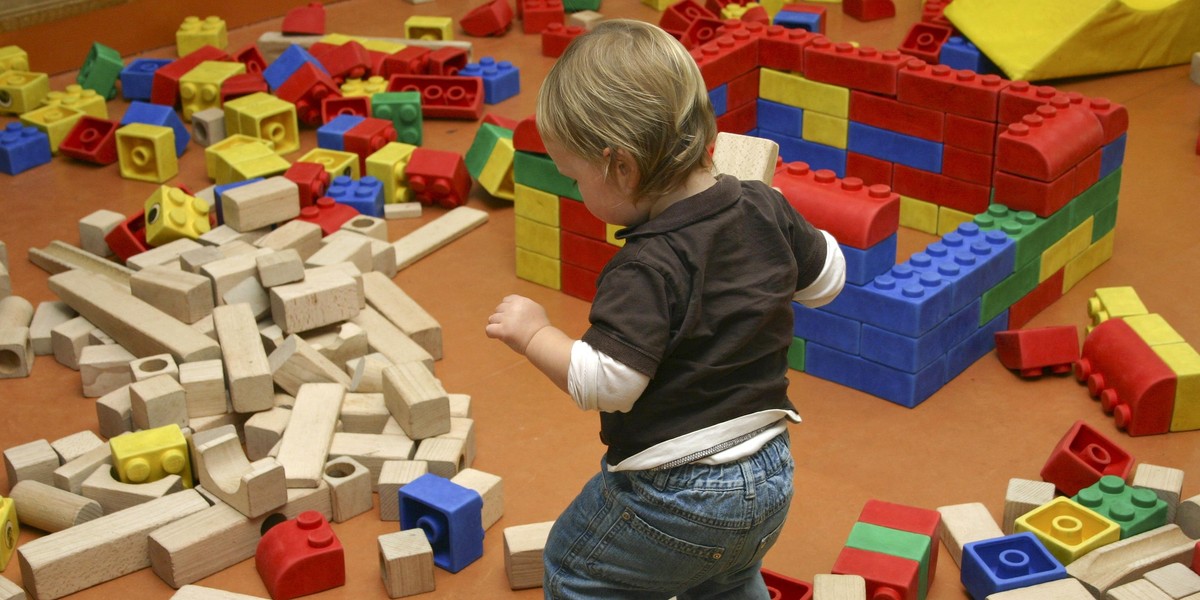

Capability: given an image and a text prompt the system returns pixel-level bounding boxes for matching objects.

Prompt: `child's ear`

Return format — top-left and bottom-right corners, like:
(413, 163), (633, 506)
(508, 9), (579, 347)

(612, 148), (640, 196)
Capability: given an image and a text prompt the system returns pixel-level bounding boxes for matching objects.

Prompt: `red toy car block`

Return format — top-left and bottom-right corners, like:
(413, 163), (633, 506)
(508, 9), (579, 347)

(542, 23), (586, 58)
(846, 152), (893, 187)
(275, 62), (342, 126)
(296, 197), (360, 235)
(1008, 269), (1063, 330)
(105, 210), (151, 262)
(804, 38), (907, 96)
(559, 197), (606, 240)
(690, 30), (760, 90)
(757, 25), (815, 73)
(1040, 419), (1133, 496)
(321, 95), (371, 123)
(660, 0), (716, 34)
(232, 43), (268, 76)
(832, 546), (918, 600)
(998, 80), (1060, 125)
(991, 168), (1075, 218)
(857, 499), (941, 584)
(561, 262), (599, 302)
(996, 104), (1104, 182)
(220, 72), (268, 104)
(310, 40), (371, 84)
(512, 115), (546, 155)
(483, 113), (519, 130)
(521, 0), (565, 34)
(995, 325), (1079, 378)
(561, 231), (619, 273)
(284, 161), (332, 208)
(427, 47), (469, 76)
(897, 60), (1009, 122)
(850, 91), (943, 141)
(59, 116), (118, 165)
(898, 22), (953, 64)
(461, 0), (515, 37)
(892, 164), (990, 215)
(1085, 97), (1129, 145)
(715, 99), (757, 134)
(727, 67), (760, 110)
(943, 113), (996, 154)
(344, 117), (398, 173)
(920, 0), (953, 29)
(282, 2), (326, 35)
(1077, 317), (1176, 437)
(760, 568), (814, 600)
(256, 511), (345, 600)
(774, 162), (899, 250)
(387, 74), (484, 120)
(842, 0), (895, 22)
(681, 17), (729, 51)
(381, 47), (431, 78)
(151, 45), (231, 107)
(941, 145), (992, 186)
(405, 148), (472, 208)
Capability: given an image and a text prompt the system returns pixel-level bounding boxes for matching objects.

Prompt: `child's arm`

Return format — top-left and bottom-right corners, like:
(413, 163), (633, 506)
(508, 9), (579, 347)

(485, 294), (573, 392)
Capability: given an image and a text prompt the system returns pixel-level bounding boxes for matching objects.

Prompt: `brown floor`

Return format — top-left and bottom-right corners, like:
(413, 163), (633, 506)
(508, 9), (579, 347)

(2, 1), (1200, 599)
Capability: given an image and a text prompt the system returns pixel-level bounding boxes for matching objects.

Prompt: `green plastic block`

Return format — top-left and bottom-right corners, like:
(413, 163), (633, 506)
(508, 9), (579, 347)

(465, 122), (513, 180)
(980, 258), (1040, 326)
(1091, 200), (1118, 242)
(1073, 475), (1167, 539)
(974, 204), (1067, 270)
(788, 337), (805, 371)
(1068, 168), (1122, 230)
(77, 42), (124, 100)
(845, 522), (932, 600)
(563, 0), (602, 10)
(371, 91), (422, 146)
(513, 150), (581, 201)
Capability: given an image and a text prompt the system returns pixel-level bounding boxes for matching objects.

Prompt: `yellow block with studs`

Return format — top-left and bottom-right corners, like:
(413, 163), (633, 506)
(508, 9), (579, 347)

(0, 70), (50, 115)
(0, 496), (17, 571)
(211, 138), (278, 185)
(145, 186), (212, 246)
(176, 15), (228, 56)
(367, 142), (418, 204)
(297, 148), (360, 179)
(179, 60), (245, 121)
(110, 424), (193, 487)
(1124, 314), (1184, 347)
(404, 16), (454, 41)
(20, 104), (84, 153)
(321, 33), (406, 55)
(223, 92), (299, 155)
(42, 84), (106, 119)
(1087, 284), (1147, 328)
(116, 123), (178, 183)
(341, 76), (388, 99)
(0, 45), (30, 73)
(204, 133), (274, 180)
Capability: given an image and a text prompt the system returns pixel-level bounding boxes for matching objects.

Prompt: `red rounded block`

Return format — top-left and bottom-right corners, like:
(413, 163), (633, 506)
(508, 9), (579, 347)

(1076, 317), (1176, 436)
(296, 197), (360, 235)
(774, 162), (900, 250)
(284, 162), (332, 208)
(256, 511), (344, 600)
(461, 0), (515, 37)
(275, 63), (342, 126)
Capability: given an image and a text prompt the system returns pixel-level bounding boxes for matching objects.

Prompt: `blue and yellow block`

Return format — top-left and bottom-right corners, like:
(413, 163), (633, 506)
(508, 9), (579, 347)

(77, 42), (123, 100)
(460, 57), (520, 105)
(0, 495), (17, 571)
(122, 101), (190, 157)
(0, 122), (52, 175)
(327, 175), (384, 217)
(466, 122), (515, 201)
(176, 15), (228, 56)
(117, 123), (179, 183)
(366, 141), (417, 203)
(179, 60), (246, 120)
(372, 91), (422, 146)
(145, 185), (212, 245)
(110, 424), (193, 488)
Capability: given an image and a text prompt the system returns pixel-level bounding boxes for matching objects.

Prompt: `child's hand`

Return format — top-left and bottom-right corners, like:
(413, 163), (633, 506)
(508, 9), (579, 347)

(485, 294), (552, 355)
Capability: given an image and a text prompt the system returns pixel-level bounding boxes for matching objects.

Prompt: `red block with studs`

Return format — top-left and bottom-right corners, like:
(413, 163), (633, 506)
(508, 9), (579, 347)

(1040, 419), (1133, 496)
(941, 145), (993, 186)
(387, 74), (484, 120)
(921, 0), (953, 29)
(943, 113), (996, 154)
(832, 546), (918, 600)
(284, 161), (332, 208)
(220, 73), (268, 103)
(542, 23), (585, 58)
(321, 95), (371, 123)
(760, 569), (814, 600)
(296, 197), (361, 235)
(381, 47), (431, 78)
(774, 162), (899, 249)
(427, 47), (469, 76)
(892, 164), (990, 214)
(105, 210), (151, 262)
(995, 324), (1079, 378)
(282, 2), (327, 35)
(561, 230), (619, 273)
(232, 43), (268, 76)
(998, 81), (1061, 125)
(151, 45), (231, 107)
(461, 0), (515, 36)
(804, 37), (908, 96)
(690, 30), (760, 90)
(405, 148), (472, 208)
(310, 40), (372, 84)
(521, 0), (565, 34)
(850, 91), (943, 141)
(842, 0), (895, 22)
(344, 117), (398, 173)
(741, 5), (770, 24)
(757, 25), (815, 73)
(845, 152), (893, 187)
(996, 103), (1105, 182)
(512, 115), (546, 155)
(275, 62), (342, 126)
(897, 60), (1009, 122)
(681, 17), (728, 50)
(857, 499), (941, 586)
(991, 168), (1076, 218)
(256, 511), (345, 600)
(59, 116), (118, 164)
(898, 22), (953, 64)
(660, 0), (715, 35)
(1076, 317), (1176, 437)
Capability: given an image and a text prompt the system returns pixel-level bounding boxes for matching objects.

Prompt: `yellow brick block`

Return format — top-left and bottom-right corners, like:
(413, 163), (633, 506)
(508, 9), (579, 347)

(116, 123), (178, 183)
(0, 496), (16, 571)
(516, 215), (560, 259)
(297, 148), (360, 179)
(145, 185), (212, 245)
(516, 247), (561, 290)
(0, 70), (50, 115)
(179, 60), (245, 120)
(642, 0), (674, 10)
(899, 195), (938, 235)
(1088, 284), (1146, 327)
(404, 16), (454, 41)
(20, 104), (84, 153)
(0, 45), (30, 73)
(1014, 496), (1120, 565)
(721, 2), (761, 19)
(760, 68), (849, 118)
(42, 84), (107, 119)
(479, 137), (515, 201)
(176, 15), (228, 56)
(1154, 342), (1200, 432)
(1123, 314), (1184, 347)
(515, 183), (559, 227)
(341, 76), (388, 99)
(802, 111), (848, 149)
(110, 424), (193, 488)
(224, 92), (299, 155)
(228, 152), (290, 184)
(204, 133), (274, 180)
(211, 138), (277, 185)
(320, 34), (407, 55)
(606, 223), (625, 247)
(1063, 229), (1114, 296)
(367, 142), (418, 204)
(1040, 216), (1093, 282)
(758, 0), (784, 17)
(936, 206), (974, 237)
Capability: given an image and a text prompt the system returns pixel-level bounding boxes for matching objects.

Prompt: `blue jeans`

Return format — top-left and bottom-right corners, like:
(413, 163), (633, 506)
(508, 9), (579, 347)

(544, 431), (794, 600)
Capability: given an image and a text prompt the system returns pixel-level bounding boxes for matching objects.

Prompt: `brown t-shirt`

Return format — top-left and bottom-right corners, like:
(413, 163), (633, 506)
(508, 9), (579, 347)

(582, 175), (829, 465)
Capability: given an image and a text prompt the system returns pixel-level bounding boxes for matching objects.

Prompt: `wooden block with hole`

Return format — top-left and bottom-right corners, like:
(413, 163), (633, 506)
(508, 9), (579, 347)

(452, 467), (502, 530)
(328, 432), (414, 486)
(383, 362), (449, 439)
(363, 271), (442, 360)
(49, 431), (104, 465)
(78, 209), (125, 258)
(9, 480), (102, 533)
(350, 306), (432, 370)
(1066, 524), (1196, 598)
(212, 303), (274, 413)
(130, 266), (215, 324)
(4, 439), (59, 489)
(51, 315), (95, 370)
(275, 383), (344, 488)
(340, 215), (388, 241)
(191, 425), (286, 518)
(253, 219), (323, 261)
(322, 456), (373, 523)
(269, 270), (361, 334)
(936, 502), (1004, 568)
(31, 301), (75, 356)
(78, 344), (136, 397)
(378, 460), (428, 521)
(712, 131), (779, 185)
(267, 334), (352, 395)
(256, 249), (304, 287)
(130, 353), (179, 382)
(1004, 478), (1056, 535)
(130, 375), (188, 430)
(220, 176), (300, 233)
(379, 529), (436, 598)
(80, 467), (184, 514)
(179, 359), (228, 418)
(1133, 464), (1185, 523)
(503, 521), (554, 590)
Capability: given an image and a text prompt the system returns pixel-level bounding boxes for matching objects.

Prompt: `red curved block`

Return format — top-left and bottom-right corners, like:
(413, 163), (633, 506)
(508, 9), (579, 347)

(760, 568), (814, 600)
(256, 511), (344, 600)
(542, 23), (586, 58)
(60, 116), (117, 165)
(381, 47), (431, 78)
(843, 0), (895, 22)
(994, 325), (1079, 378)
(386, 74), (484, 120)
(310, 40), (371, 84)
(1040, 419), (1133, 496)
(320, 95), (371, 123)
(405, 148), (472, 208)
(275, 62), (342, 126)
(757, 25), (815, 73)
(899, 22), (952, 64)
(897, 60), (1009, 122)
(1076, 317), (1175, 436)
(1086, 97), (1129, 144)
(345, 117), (398, 173)
(232, 43), (268, 76)
(461, 0), (514, 37)
(659, 0), (715, 35)
(151, 45), (231, 107)
(512, 115), (546, 155)
(296, 196), (360, 235)
(996, 102), (1105, 182)
(220, 72), (268, 104)
(284, 161), (332, 208)
(804, 37), (908, 95)
(774, 162), (900, 250)
(832, 546), (917, 600)
(282, 2), (326, 35)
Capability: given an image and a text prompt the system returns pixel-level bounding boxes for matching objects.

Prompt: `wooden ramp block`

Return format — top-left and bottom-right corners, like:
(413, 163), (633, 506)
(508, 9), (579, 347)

(9, 480), (102, 533)
(1133, 463), (1185, 523)
(80, 466), (184, 515)
(52, 443), (112, 495)
(96, 385), (134, 438)
(268, 334), (352, 396)
(392, 206), (488, 271)
(172, 585), (268, 599)
(192, 425), (287, 518)
(936, 502), (1004, 568)
(363, 271), (443, 360)
(304, 321), (368, 366)
(48, 431), (104, 465)
(275, 383), (344, 488)
(244, 405), (292, 461)
(130, 374), (187, 430)
(1065, 524), (1196, 598)
(504, 521), (554, 590)
(712, 131), (780, 185)
(379, 529), (436, 598)
(813, 573), (867, 599)
(30, 301), (75, 356)
(50, 315), (94, 370)
(212, 303), (274, 413)
(348, 352), (393, 393)
(0, 575), (25, 600)
(1003, 478), (1056, 535)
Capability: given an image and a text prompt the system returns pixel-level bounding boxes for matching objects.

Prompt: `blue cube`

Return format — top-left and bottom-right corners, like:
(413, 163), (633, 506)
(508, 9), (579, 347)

(120, 58), (172, 101)
(327, 175), (384, 217)
(842, 233), (897, 286)
(774, 9), (822, 33)
(0, 123), (52, 176)
(460, 57), (520, 105)
(317, 114), (366, 152)
(121, 101), (190, 156)
(399, 474), (484, 574)
(961, 533), (1066, 600)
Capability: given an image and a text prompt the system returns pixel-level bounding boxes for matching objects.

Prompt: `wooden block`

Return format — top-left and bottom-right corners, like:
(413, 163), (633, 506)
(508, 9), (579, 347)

(322, 456), (373, 523)
(328, 432), (414, 486)
(393, 206), (488, 271)
(30, 301), (75, 356)
(384, 202), (421, 220)
(269, 270), (361, 334)
(9, 480), (102, 533)
(189, 411), (244, 436)
(4, 439), (58, 489)
(191, 425), (287, 518)
(1134, 464), (1186, 523)
(1003, 478), (1056, 535)
(503, 521), (554, 590)
(567, 9), (605, 29)
(354, 306), (434, 371)
(304, 321), (368, 366)
(220, 176), (301, 232)
(1145, 563), (1200, 598)
(936, 502), (1004, 568)
(130, 353), (179, 382)
(212, 303), (275, 413)
(307, 262), (365, 308)
(199, 251), (271, 307)
(307, 233), (373, 273)
(348, 352), (393, 393)
(449, 393), (471, 418)
(78, 344), (136, 397)
(1066, 524), (1196, 598)
(179, 245), (225, 275)
(0, 262), (7, 300)
(96, 385), (134, 438)
(80, 464), (184, 514)
(16, 489), (209, 600)
(199, 224), (270, 247)
(52, 443), (112, 494)
(88, 327), (115, 346)
(712, 131), (780, 185)
(179, 359), (228, 418)
(438, 417), (476, 468)
(983, 577), (1096, 599)
(172, 585), (268, 599)
(814, 573), (867, 599)
(191, 107), (227, 147)
(379, 529), (436, 597)
(0, 300), (32, 379)
(382, 416), (405, 436)
(48, 270), (223, 362)
(130, 374), (188, 430)
(363, 271), (443, 360)
(243, 405), (290, 461)
(0, 575), (25, 600)
(256, 249), (304, 287)
(51, 315), (95, 370)
(340, 215), (388, 241)
(413, 437), (465, 479)
(326, 230), (396, 278)
(377, 460), (428, 521)
(49, 431), (104, 465)
(267, 334), (352, 395)
(340, 392), (390, 433)
(130, 266), (215, 324)
(28, 240), (135, 290)
(451, 467), (502, 530)
(383, 362), (449, 439)
(253, 219), (323, 261)
(1109, 579), (1177, 600)
(126, 239), (205, 272)
(1178, 494), (1200, 539)
(221, 277), (271, 320)
(275, 383), (344, 488)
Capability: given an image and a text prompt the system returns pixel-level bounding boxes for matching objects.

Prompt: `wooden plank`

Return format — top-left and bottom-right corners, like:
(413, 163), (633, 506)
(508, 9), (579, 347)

(275, 383), (344, 488)
(1066, 524), (1195, 598)
(212, 303), (274, 413)
(350, 306), (433, 371)
(363, 271), (443, 360)
(267, 334), (352, 396)
(391, 206), (488, 271)
(172, 585), (269, 599)
(27, 240), (134, 290)
(126, 239), (205, 271)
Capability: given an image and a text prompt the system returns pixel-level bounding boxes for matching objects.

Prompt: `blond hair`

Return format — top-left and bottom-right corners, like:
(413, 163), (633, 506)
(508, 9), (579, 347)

(536, 19), (716, 204)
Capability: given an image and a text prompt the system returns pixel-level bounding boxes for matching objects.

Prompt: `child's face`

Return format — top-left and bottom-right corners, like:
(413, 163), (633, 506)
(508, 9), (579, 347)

(545, 140), (646, 227)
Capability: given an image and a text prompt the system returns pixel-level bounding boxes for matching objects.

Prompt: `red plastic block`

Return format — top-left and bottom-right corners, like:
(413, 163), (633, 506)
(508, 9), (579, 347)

(256, 511), (345, 600)
(344, 117), (398, 173)
(151, 45), (231, 107)
(284, 161), (332, 208)
(461, 0), (515, 37)
(427, 47), (469, 77)
(996, 104), (1104, 182)
(779, 3), (826, 33)
(804, 38), (907, 96)
(893, 164), (990, 214)
(943, 113), (996, 154)
(310, 40), (371, 84)
(559, 197), (606, 240)
(898, 22), (953, 64)
(757, 25), (814, 73)
(774, 163), (899, 249)
(681, 17), (729, 51)
(858, 500), (941, 583)
(660, 0), (716, 35)
(998, 81), (1060, 124)
(405, 148), (472, 208)
(1073, 149), (1102, 197)
(542, 23), (585, 58)
(561, 262), (599, 302)
(387, 74), (484, 120)
(1007, 269), (1064, 330)
(321, 95), (371, 122)
(716, 98), (757, 134)
(991, 168), (1075, 218)
(512, 115), (546, 155)
(897, 60), (1008, 122)
(1077, 317), (1176, 437)
(760, 568), (814, 600)
(1040, 419), (1133, 496)
(690, 29), (761, 90)
(561, 230), (618, 273)
(484, 113), (519, 130)
(220, 73), (268, 103)
(741, 5), (770, 24)
(282, 2), (327, 35)
(832, 546), (918, 600)
(275, 62), (342, 126)
(1085, 98), (1128, 144)
(296, 197), (360, 235)
(381, 47), (431, 78)
(59, 116), (118, 164)
(849, 91), (943, 141)
(995, 324), (1079, 377)
(727, 67), (760, 110)
(942, 145), (992, 186)
(845, 152), (893, 187)
(522, 0), (565, 34)
(920, 0), (953, 29)
(232, 43), (268, 76)
(105, 210), (151, 262)
(704, 0), (733, 16)
(842, 0), (895, 22)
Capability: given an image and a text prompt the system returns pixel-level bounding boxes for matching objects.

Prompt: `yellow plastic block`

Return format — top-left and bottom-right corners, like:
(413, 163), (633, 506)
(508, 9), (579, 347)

(176, 15), (228, 56)
(20, 104), (84, 153)
(516, 215), (560, 259)
(1088, 284), (1147, 327)
(1040, 216), (1093, 282)
(0, 45), (30, 73)
(721, 2), (761, 19)
(228, 152), (291, 184)
(145, 186), (212, 246)
(0, 70), (50, 115)
(179, 60), (245, 121)
(760, 69), (849, 118)
(642, 0), (674, 10)
(758, 0), (784, 18)
(936, 206), (974, 237)
(1124, 314), (1184, 347)
(404, 16), (454, 41)
(899, 195), (938, 234)
(42, 84), (107, 119)
(516, 247), (561, 290)
(1014, 496), (1120, 565)
(944, 0), (1200, 81)
(606, 223), (625, 247)
(1153, 342), (1200, 432)
(224, 92), (299, 155)
(1063, 229), (1114, 295)
(0, 496), (16, 571)
(109, 424), (193, 488)
(204, 133), (274, 180)
(341, 76), (388, 99)
(515, 183), (559, 227)
(297, 148), (360, 179)
(367, 142), (418, 203)
(320, 33), (406, 55)
(116, 123), (178, 183)
(479, 137), (515, 201)
(802, 111), (848, 149)
(212, 140), (279, 185)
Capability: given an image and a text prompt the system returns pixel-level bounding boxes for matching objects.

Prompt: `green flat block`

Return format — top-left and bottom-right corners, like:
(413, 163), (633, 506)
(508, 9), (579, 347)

(371, 91), (423, 146)
(846, 522), (932, 600)
(1068, 168), (1122, 230)
(465, 122), (513, 180)
(1073, 475), (1168, 539)
(563, 0), (602, 10)
(514, 150), (581, 201)
(77, 42), (124, 100)
(788, 337), (805, 371)
(981, 258), (1040, 326)
(975, 204), (1067, 270)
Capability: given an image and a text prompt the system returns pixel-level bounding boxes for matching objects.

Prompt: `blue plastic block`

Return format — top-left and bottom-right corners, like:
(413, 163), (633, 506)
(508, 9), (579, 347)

(0, 123), (53, 176)
(327, 175), (384, 217)
(121, 101), (190, 156)
(459, 57), (520, 105)
(757, 99), (803, 138)
(120, 58), (172, 101)
(263, 45), (328, 91)
(759, 129), (846, 177)
(709, 84), (728, 117)
(1100, 133), (1126, 179)
(946, 309), (1008, 380)
(398, 473), (484, 574)
(773, 9), (822, 32)
(848, 122), (943, 173)
(861, 300), (981, 374)
(961, 533), (1066, 600)
(823, 260), (955, 338)
(920, 224), (1016, 313)
(842, 233), (897, 286)
(806, 342), (947, 408)
(317, 114), (366, 152)
(213, 177), (263, 226)
(938, 36), (1000, 76)
(793, 302), (861, 355)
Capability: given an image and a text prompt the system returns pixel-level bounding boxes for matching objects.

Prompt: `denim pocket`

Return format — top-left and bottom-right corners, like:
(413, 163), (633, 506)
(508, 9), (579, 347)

(585, 507), (725, 590)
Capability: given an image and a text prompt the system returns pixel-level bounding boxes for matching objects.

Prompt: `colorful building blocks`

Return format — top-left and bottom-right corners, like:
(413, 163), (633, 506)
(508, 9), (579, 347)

(310, 40), (371, 84)
(381, 47), (431, 78)
(898, 22), (952, 65)
(774, 163), (899, 249)
(522, 0), (566, 34)
(960, 533), (1067, 599)
(897, 60), (1008, 123)
(178, 59), (246, 120)
(542, 23), (585, 58)
(340, 75), (389, 98)
(1014, 496), (1120, 565)
(317, 114), (364, 151)
(0, 495), (16, 570)
(296, 196), (361, 236)
(939, 36), (1000, 75)
(321, 94), (371, 122)
(0, 69), (50, 115)
(263, 44), (328, 91)
(223, 92), (300, 155)
(399, 473), (485, 573)
(284, 161), (332, 207)
(405, 147), (472, 208)
(405, 15), (455, 41)
(20, 104), (84, 153)
(0, 45), (29, 72)
(104, 209), (151, 261)
(996, 104), (1104, 183)
(344, 117), (398, 173)
(297, 147), (359, 179)
(1074, 475), (1168, 539)
(59, 115), (118, 164)
(176, 16), (228, 56)
(0, 122), (52, 175)
(994, 326), (1079, 378)
(760, 568), (814, 600)
(43, 84), (107, 119)
(805, 38), (908, 96)
(232, 42), (268, 75)
(845, 522), (933, 599)
(366, 141), (417, 204)
(109, 424), (193, 487)
(1077, 317), (1176, 436)
(122, 100), (191, 157)
(222, 72), (269, 104)
(386, 74), (484, 120)
(1039, 419), (1133, 496)
(326, 175), (385, 217)
(150, 45), (231, 108)
(833, 546), (919, 600)
(371, 91), (423, 146)
(842, 0), (894, 22)
(116, 123), (179, 183)
(77, 42), (123, 100)
(256, 511), (345, 600)
(144, 185), (213, 245)
(462, 0), (515, 36)
(282, 2), (327, 35)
